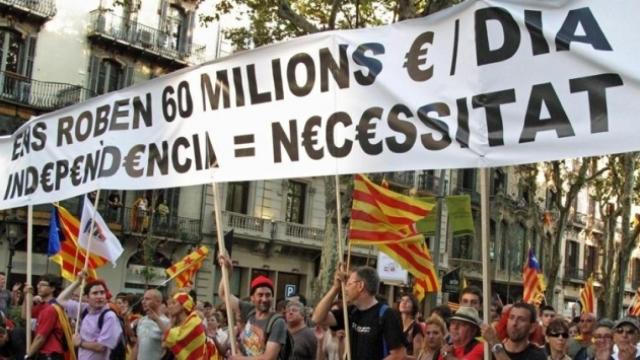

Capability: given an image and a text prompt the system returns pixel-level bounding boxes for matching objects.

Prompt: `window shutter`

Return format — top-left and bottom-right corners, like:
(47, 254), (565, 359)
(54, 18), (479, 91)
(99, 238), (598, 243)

(124, 64), (134, 87)
(18, 34), (37, 78)
(183, 11), (195, 53)
(88, 55), (100, 93)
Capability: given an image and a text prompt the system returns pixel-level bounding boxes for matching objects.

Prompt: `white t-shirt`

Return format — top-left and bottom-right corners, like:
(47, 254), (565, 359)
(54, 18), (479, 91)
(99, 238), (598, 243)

(136, 315), (170, 360)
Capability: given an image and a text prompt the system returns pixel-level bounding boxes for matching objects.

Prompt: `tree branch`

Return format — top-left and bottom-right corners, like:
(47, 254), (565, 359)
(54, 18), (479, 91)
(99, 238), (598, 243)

(328, 0), (343, 30)
(397, 0), (417, 21)
(277, 0), (320, 34)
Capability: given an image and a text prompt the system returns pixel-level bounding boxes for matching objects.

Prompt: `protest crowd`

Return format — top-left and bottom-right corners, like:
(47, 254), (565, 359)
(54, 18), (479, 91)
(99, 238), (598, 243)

(0, 259), (637, 360)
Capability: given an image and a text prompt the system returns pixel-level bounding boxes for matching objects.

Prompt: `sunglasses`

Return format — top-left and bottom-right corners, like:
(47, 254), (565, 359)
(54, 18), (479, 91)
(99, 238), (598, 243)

(548, 332), (569, 339)
(615, 328), (638, 335)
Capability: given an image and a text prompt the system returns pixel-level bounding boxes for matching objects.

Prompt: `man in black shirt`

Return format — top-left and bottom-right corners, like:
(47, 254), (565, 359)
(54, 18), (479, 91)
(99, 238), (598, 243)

(482, 302), (546, 360)
(312, 264), (406, 360)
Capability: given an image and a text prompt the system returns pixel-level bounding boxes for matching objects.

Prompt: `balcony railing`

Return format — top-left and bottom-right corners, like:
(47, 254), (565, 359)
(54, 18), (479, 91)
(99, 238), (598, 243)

(564, 266), (585, 281)
(122, 207), (201, 242)
(0, 71), (94, 111)
(88, 9), (206, 65)
(0, 0), (56, 20)
(417, 173), (441, 193)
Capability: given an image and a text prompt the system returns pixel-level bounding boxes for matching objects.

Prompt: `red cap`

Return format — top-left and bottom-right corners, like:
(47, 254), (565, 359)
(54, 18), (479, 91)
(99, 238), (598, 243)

(250, 275), (274, 293)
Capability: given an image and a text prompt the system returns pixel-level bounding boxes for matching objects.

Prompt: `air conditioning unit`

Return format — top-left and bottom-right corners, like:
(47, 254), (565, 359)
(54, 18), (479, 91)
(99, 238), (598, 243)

(138, 30), (152, 47)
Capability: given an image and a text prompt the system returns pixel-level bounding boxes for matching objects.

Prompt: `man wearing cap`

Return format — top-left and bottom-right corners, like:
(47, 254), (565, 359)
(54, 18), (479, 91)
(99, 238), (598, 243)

(482, 302), (546, 360)
(219, 255), (287, 360)
(612, 317), (640, 360)
(440, 306), (484, 360)
(312, 264), (406, 360)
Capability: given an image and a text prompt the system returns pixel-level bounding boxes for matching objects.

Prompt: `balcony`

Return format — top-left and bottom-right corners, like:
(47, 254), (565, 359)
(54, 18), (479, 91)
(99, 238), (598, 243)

(121, 207), (201, 243)
(454, 186), (480, 205)
(0, 71), (94, 112)
(564, 266), (585, 282)
(417, 172), (441, 194)
(381, 171), (416, 188)
(87, 9), (206, 68)
(0, 0), (56, 23)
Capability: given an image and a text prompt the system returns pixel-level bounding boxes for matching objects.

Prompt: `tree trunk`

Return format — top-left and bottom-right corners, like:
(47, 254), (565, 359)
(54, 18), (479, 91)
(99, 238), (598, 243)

(311, 176), (340, 303)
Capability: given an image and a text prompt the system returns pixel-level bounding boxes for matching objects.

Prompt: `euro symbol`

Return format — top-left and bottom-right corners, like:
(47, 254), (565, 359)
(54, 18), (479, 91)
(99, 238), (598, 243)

(403, 31), (434, 82)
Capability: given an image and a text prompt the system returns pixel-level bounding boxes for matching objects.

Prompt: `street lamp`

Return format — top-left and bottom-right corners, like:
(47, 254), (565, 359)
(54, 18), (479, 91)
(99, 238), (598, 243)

(5, 221), (19, 286)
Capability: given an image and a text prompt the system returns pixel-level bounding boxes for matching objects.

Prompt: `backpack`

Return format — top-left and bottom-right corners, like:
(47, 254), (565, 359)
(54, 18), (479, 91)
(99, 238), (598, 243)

(248, 309), (294, 360)
(80, 308), (127, 360)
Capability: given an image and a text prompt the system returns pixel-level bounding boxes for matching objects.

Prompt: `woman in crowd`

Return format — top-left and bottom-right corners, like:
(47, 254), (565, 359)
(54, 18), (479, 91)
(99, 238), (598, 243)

(587, 319), (615, 360)
(416, 314), (446, 360)
(544, 318), (571, 360)
(399, 294), (424, 358)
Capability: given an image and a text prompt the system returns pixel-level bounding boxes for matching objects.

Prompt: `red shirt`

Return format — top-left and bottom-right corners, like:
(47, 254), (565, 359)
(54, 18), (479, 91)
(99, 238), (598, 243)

(452, 340), (484, 360)
(34, 302), (65, 354)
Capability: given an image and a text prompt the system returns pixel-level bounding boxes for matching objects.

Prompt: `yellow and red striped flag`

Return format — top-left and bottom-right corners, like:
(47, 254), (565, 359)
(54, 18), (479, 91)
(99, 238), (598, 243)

(351, 174), (439, 293)
(163, 311), (220, 360)
(628, 288), (640, 316)
(580, 275), (595, 314)
(447, 301), (461, 312)
(166, 246), (209, 288)
(48, 205), (108, 282)
(522, 248), (546, 305)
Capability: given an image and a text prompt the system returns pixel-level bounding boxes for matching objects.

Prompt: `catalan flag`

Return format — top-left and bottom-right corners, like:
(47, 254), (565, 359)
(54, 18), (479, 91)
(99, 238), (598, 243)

(628, 288), (640, 316)
(163, 311), (220, 360)
(351, 174), (439, 293)
(166, 246), (209, 288)
(48, 205), (108, 282)
(522, 248), (546, 305)
(580, 275), (595, 314)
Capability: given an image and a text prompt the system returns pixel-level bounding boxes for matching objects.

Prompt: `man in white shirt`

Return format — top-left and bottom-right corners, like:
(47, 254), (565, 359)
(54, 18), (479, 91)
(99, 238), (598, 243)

(132, 289), (170, 360)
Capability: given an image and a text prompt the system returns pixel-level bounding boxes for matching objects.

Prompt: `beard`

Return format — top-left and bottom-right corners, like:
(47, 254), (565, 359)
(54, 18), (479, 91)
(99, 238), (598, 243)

(507, 326), (529, 342)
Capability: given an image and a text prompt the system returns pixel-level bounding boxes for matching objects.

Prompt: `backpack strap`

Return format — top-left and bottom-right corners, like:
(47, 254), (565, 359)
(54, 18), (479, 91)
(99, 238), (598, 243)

(378, 303), (389, 357)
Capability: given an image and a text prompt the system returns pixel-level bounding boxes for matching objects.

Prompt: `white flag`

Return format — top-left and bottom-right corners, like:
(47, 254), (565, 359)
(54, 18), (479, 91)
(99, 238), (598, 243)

(79, 196), (124, 266)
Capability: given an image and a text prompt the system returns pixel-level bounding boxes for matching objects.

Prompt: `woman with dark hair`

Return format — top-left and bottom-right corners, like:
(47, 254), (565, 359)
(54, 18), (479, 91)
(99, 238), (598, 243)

(545, 318), (571, 360)
(399, 294), (424, 358)
(416, 314), (446, 360)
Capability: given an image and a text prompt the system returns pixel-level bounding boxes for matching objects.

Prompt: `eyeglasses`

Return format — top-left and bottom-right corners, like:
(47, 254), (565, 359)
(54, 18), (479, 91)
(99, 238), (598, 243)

(548, 332), (569, 339)
(580, 318), (594, 323)
(346, 280), (362, 287)
(615, 328), (638, 336)
(593, 334), (613, 340)
(36, 282), (51, 288)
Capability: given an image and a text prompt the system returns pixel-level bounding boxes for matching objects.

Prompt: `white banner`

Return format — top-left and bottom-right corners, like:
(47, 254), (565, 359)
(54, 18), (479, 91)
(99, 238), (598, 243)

(377, 251), (408, 284)
(2, 0), (639, 209)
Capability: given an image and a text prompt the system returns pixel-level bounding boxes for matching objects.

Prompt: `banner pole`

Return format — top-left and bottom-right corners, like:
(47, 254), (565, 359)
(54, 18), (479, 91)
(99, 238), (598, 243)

(479, 168), (491, 360)
(335, 175), (352, 360)
(74, 189), (101, 335)
(211, 182), (237, 356)
(26, 205), (33, 351)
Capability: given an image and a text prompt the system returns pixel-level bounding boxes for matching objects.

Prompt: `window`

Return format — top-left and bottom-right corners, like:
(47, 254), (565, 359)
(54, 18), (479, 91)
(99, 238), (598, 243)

(452, 235), (472, 259)
(0, 29), (22, 74)
(167, 5), (186, 52)
(491, 169), (506, 195)
(285, 181), (306, 224)
(96, 59), (124, 95)
(512, 223), (526, 272)
(584, 245), (597, 277)
(500, 221), (509, 270)
(226, 182), (249, 214)
(565, 241), (579, 276)
(459, 169), (475, 191)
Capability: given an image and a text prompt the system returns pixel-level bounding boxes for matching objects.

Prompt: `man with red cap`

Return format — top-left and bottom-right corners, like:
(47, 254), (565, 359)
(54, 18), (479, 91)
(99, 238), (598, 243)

(219, 255), (287, 360)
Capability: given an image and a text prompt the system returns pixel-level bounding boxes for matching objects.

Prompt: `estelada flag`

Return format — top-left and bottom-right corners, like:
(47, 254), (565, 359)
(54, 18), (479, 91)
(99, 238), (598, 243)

(628, 288), (640, 316)
(166, 246), (209, 288)
(48, 205), (108, 282)
(522, 248), (546, 305)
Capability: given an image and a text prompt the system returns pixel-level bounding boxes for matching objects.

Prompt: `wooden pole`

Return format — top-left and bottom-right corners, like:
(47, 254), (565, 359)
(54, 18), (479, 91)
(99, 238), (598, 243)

(211, 182), (237, 356)
(74, 190), (101, 334)
(335, 175), (352, 360)
(25, 205), (33, 351)
(479, 168), (491, 360)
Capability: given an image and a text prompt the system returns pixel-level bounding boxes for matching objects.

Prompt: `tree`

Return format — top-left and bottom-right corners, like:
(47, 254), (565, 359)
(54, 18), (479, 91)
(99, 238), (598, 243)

(209, 0), (459, 301)
(592, 153), (640, 318)
(516, 158), (608, 306)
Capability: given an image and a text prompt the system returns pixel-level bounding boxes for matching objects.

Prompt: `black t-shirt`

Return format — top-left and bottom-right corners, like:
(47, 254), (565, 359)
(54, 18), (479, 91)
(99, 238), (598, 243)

(331, 302), (405, 360)
(0, 327), (26, 359)
(403, 320), (422, 355)
(504, 343), (546, 360)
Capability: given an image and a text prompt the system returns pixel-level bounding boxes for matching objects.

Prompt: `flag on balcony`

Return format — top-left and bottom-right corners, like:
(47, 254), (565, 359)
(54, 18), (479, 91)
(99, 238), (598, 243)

(446, 195), (475, 237)
(522, 248), (546, 305)
(78, 196), (124, 266)
(350, 174), (439, 293)
(580, 275), (595, 314)
(628, 288), (640, 316)
(48, 205), (108, 282)
(166, 246), (210, 288)
(415, 197), (438, 237)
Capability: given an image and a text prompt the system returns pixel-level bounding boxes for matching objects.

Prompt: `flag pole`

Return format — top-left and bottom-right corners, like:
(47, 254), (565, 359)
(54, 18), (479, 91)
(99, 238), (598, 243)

(335, 175), (352, 360)
(211, 182), (237, 356)
(74, 189), (101, 334)
(479, 168), (491, 360)
(26, 205), (33, 351)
